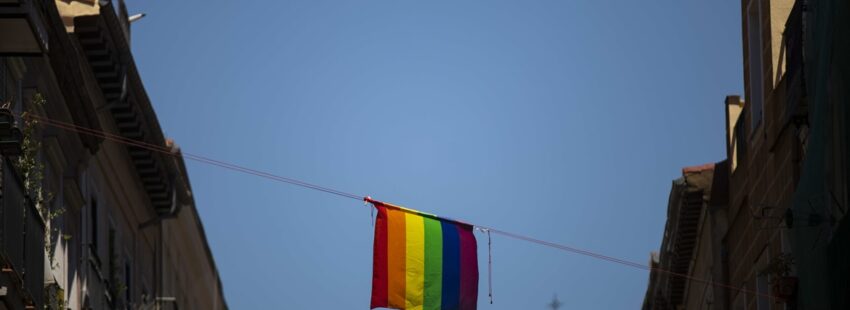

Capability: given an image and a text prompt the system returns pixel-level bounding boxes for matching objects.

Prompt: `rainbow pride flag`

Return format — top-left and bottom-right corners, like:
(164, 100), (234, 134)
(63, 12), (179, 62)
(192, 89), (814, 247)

(370, 204), (478, 310)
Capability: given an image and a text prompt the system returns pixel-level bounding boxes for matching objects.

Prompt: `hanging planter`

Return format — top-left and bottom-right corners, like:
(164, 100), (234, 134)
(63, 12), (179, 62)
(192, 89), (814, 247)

(771, 276), (798, 302)
(762, 253), (797, 303)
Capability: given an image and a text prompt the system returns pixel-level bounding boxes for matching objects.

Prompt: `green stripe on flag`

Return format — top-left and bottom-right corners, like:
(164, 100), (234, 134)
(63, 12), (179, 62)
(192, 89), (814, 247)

(423, 217), (444, 310)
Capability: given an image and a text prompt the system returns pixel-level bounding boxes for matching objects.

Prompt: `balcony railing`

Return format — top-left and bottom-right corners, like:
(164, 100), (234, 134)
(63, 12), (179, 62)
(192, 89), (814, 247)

(0, 0), (49, 55)
(0, 157), (45, 308)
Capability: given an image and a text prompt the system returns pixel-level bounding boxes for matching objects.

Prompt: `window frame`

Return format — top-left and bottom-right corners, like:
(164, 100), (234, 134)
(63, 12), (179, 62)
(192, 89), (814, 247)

(746, 0), (766, 134)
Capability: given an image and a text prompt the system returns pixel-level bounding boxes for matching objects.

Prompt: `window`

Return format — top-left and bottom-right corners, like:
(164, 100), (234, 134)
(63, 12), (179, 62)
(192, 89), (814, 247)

(108, 225), (115, 268)
(747, 0), (765, 131)
(701, 274), (714, 310)
(0, 57), (6, 101)
(757, 272), (770, 309)
(125, 258), (132, 304)
(141, 286), (149, 306)
(0, 57), (23, 114)
(756, 249), (771, 310)
(108, 224), (117, 308)
(91, 198), (98, 253)
(14, 79), (21, 115)
(734, 109), (748, 170)
(733, 289), (746, 310)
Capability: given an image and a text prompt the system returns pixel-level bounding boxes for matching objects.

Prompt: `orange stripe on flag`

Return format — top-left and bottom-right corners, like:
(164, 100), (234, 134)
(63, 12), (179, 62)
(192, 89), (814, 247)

(387, 208), (407, 308)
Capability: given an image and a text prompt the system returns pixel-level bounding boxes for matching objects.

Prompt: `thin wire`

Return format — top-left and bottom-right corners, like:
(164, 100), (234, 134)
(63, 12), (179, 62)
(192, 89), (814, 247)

(16, 112), (362, 200)
(7, 110), (775, 300)
(478, 226), (768, 298)
(487, 229), (493, 304)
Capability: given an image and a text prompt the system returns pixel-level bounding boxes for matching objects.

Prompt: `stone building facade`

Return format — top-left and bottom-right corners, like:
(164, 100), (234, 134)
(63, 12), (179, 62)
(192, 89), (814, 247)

(646, 0), (849, 309)
(1, 0), (226, 309)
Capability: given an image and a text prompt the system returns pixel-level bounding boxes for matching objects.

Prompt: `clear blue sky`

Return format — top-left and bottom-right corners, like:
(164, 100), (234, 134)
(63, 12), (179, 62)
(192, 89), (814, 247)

(130, 1), (742, 308)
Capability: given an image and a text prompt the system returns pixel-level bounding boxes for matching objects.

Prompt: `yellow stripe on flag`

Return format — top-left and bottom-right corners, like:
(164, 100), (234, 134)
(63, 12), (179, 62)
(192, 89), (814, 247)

(405, 212), (425, 310)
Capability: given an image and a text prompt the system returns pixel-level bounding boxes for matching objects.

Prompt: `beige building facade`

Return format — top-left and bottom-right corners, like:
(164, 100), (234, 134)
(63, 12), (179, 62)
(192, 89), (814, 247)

(643, 163), (728, 310)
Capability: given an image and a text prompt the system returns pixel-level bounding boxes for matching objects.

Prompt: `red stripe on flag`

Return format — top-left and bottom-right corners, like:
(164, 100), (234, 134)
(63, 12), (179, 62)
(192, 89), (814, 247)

(370, 206), (389, 308)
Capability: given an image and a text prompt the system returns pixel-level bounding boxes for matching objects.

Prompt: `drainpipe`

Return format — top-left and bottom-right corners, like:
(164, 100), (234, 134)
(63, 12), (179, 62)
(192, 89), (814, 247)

(158, 218), (163, 310)
(139, 142), (190, 309)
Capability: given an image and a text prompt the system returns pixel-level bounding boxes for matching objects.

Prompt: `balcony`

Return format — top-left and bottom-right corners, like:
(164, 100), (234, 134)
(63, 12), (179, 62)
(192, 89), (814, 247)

(0, 158), (45, 308)
(0, 0), (49, 55)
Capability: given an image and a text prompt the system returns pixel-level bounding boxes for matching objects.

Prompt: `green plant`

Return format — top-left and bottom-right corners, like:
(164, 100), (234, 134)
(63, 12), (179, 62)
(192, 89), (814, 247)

(761, 253), (798, 302)
(108, 228), (127, 309)
(762, 253), (794, 279)
(44, 282), (65, 310)
(16, 93), (64, 267)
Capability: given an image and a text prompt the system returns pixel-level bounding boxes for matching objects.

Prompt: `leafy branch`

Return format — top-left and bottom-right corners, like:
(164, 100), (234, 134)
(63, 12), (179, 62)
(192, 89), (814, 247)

(15, 93), (64, 268)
